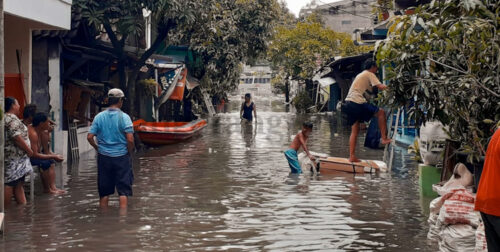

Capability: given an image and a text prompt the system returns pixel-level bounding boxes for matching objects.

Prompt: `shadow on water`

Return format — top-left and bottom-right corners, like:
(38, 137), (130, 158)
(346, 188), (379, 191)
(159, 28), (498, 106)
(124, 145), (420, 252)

(1, 96), (437, 251)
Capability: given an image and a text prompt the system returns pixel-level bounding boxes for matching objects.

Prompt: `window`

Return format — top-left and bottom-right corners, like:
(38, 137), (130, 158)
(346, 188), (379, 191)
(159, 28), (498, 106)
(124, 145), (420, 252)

(342, 20), (351, 25)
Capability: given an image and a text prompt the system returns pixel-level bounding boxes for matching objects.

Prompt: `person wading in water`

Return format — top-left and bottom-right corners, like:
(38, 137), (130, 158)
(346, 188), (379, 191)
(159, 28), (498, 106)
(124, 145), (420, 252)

(240, 93), (257, 123)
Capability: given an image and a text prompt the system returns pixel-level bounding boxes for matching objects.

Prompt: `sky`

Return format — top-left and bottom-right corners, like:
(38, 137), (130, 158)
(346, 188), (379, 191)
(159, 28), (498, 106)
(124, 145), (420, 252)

(284, 0), (341, 17)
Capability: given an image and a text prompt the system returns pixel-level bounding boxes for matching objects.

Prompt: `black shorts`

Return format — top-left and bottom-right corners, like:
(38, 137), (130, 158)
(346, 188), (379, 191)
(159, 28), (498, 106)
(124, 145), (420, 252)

(31, 158), (55, 171)
(342, 101), (379, 126)
(5, 176), (26, 187)
(97, 153), (133, 198)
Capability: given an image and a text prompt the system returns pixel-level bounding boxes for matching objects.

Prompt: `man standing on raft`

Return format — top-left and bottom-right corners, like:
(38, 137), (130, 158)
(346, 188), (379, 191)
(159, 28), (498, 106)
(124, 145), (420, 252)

(342, 59), (391, 162)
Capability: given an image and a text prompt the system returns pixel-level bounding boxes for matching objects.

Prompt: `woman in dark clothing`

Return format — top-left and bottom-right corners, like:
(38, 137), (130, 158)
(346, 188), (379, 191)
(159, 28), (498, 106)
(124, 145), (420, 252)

(240, 93), (257, 123)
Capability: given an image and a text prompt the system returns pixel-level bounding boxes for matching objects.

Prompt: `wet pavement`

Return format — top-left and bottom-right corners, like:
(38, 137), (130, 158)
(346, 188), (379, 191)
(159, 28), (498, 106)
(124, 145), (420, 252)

(1, 97), (438, 251)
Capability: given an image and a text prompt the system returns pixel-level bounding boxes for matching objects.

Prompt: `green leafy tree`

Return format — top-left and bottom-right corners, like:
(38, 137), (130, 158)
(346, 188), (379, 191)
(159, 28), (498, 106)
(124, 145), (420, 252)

(76, 0), (282, 115)
(377, 0), (500, 161)
(184, 0), (281, 98)
(268, 15), (371, 103)
(75, 0), (200, 116)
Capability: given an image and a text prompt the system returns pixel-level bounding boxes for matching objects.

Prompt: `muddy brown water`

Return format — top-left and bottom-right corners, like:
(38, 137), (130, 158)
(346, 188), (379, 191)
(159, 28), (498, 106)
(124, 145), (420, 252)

(1, 98), (438, 251)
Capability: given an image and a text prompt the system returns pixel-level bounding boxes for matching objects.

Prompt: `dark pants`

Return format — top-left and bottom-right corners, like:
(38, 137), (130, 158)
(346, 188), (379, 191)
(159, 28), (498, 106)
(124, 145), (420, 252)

(481, 212), (500, 251)
(97, 153), (133, 198)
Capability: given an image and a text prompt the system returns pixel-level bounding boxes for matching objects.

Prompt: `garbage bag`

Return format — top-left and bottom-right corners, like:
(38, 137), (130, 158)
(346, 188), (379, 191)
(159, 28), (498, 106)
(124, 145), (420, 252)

(439, 224), (476, 252)
(364, 117), (382, 149)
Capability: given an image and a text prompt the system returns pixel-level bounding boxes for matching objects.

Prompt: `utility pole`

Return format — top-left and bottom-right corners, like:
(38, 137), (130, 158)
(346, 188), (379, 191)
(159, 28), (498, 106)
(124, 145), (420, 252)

(0, 0), (5, 233)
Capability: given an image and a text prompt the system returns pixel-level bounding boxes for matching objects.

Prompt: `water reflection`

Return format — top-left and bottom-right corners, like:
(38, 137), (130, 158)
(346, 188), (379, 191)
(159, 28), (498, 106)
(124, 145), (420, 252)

(1, 97), (436, 251)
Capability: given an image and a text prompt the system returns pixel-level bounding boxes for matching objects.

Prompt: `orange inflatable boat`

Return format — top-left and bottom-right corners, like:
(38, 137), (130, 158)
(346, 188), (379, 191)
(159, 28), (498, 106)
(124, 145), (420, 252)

(133, 119), (207, 145)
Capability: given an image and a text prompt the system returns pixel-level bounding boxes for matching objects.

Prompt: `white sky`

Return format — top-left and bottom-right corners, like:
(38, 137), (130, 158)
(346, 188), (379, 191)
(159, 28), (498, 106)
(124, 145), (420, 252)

(284, 0), (341, 17)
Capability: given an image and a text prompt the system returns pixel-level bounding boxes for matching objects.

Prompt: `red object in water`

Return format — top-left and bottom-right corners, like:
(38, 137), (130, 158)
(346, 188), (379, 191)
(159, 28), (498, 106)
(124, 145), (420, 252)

(133, 119), (207, 145)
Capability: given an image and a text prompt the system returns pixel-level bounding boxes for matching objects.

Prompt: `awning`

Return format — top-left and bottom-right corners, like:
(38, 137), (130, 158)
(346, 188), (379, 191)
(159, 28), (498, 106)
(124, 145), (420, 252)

(186, 75), (200, 90)
(147, 54), (183, 69)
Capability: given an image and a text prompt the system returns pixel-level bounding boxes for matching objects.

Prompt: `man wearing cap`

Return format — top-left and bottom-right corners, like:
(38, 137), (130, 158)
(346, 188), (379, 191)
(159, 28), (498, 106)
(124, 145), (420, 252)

(87, 88), (135, 209)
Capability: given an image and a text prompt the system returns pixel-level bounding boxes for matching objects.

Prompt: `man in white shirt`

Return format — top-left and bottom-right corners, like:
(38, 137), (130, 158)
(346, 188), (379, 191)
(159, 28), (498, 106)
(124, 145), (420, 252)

(343, 59), (391, 162)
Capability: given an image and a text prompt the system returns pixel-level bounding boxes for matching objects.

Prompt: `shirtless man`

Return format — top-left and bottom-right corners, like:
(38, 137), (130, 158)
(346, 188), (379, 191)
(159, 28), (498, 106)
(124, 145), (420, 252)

(284, 122), (315, 174)
(23, 104), (55, 155)
(28, 112), (65, 194)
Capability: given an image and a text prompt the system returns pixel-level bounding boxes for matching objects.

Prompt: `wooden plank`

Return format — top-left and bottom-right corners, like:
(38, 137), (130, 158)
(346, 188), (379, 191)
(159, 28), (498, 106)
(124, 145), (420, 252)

(319, 157), (384, 174)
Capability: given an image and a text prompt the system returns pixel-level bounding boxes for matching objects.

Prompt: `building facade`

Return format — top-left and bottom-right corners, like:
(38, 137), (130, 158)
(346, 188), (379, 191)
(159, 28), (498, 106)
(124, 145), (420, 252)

(238, 63), (273, 97)
(299, 0), (376, 34)
(4, 0), (72, 155)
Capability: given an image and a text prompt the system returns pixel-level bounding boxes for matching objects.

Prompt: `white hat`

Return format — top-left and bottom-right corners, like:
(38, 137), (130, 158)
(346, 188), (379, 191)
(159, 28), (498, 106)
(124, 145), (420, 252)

(108, 88), (125, 98)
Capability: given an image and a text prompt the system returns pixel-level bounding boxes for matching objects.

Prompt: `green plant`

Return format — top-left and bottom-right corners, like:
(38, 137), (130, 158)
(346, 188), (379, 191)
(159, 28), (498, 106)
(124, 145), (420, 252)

(292, 91), (314, 113)
(376, 0), (500, 162)
(408, 139), (422, 162)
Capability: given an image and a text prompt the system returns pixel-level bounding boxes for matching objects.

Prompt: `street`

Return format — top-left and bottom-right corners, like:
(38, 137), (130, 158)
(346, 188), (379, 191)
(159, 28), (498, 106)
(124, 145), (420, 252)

(1, 98), (437, 251)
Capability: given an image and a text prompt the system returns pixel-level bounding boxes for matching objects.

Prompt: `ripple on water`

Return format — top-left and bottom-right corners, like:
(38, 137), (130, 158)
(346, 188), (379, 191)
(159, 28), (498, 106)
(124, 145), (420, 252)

(1, 98), (437, 251)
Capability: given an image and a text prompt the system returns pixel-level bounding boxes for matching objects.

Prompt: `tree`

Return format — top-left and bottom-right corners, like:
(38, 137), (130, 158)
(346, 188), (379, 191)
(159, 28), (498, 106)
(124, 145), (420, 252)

(183, 0), (282, 98)
(77, 0), (282, 110)
(268, 15), (371, 102)
(75, 0), (200, 117)
(376, 0), (500, 162)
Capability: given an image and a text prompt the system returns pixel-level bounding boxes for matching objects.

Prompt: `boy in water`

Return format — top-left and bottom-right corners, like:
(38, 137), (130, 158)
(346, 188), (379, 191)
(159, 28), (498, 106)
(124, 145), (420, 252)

(284, 122), (315, 174)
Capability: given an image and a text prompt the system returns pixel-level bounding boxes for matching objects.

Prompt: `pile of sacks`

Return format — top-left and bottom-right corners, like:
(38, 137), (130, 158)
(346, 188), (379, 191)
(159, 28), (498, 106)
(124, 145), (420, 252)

(428, 163), (488, 251)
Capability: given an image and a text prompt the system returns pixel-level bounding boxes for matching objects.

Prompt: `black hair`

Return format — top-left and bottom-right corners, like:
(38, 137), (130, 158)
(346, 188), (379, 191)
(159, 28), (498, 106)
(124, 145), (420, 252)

(303, 122), (313, 129)
(364, 58), (377, 70)
(33, 112), (48, 127)
(5, 97), (17, 112)
(23, 104), (37, 119)
(108, 97), (122, 106)
(245, 93), (251, 99)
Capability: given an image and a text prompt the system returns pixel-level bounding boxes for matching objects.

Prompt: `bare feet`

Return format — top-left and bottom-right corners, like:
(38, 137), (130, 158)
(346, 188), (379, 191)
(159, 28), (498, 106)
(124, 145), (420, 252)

(47, 189), (66, 195)
(381, 138), (392, 145)
(349, 157), (361, 163)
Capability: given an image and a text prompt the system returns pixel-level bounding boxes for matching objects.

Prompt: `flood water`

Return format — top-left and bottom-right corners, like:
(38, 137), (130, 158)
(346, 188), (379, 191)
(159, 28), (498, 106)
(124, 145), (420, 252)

(1, 97), (438, 251)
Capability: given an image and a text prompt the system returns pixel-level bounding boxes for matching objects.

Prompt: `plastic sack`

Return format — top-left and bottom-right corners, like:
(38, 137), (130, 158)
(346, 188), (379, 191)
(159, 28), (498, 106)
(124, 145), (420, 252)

(298, 151), (327, 174)
(439, 224), (476, 252)
(475, 221), (488, 252)
(419, 121), (448, 165)
(433, 163), (474, 196)
(438, 188), (479, 227)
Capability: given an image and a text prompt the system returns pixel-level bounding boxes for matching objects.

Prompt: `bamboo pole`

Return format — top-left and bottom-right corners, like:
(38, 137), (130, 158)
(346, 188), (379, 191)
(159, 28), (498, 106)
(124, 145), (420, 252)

(0, 0), (6, 233)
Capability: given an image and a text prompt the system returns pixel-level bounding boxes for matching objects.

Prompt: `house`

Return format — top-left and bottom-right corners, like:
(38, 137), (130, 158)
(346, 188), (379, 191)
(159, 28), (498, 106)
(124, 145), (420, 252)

(4, 0), (71, 113)
(299, 0), (376, 34)
(238, 63), (273, 97)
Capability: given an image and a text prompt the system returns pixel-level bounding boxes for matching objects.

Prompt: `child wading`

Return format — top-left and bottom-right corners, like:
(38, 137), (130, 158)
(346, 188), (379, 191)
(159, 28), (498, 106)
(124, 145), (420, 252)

(240, 93), (257, 123)
(284, 122), (315, 174)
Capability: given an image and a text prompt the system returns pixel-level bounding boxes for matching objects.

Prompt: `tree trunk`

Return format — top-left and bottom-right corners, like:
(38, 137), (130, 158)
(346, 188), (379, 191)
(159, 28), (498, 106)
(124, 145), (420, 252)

(285, 77), (290, 103)
(305, 79), (314, 100)
(126, 69), (140, 119)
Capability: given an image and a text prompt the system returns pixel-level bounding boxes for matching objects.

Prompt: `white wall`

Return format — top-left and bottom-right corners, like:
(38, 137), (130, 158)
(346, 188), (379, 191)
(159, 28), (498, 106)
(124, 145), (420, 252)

(5, 0), (72, 30)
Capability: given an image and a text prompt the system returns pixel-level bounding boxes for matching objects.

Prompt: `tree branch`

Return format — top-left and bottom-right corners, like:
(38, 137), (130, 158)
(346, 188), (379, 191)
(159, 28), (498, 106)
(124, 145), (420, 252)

(428, 57), (500, 98)
(102, 20), (123, 54)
